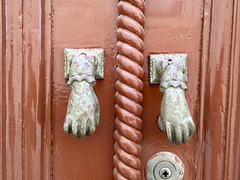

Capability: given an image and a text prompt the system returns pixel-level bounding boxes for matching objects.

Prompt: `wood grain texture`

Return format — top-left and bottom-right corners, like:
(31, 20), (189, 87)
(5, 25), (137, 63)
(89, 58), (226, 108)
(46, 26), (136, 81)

(1, 0), (240, 179)
(1, 0), (52, 179)
(197, 1), (212, 179)
(0, 0), (3, 177)
(224, 0), (240, 179)
(43, 0), (53, 179)
(197, 0), (235, 179)
(22, 0), (52, 179)
(1, 0), (24, 179)
(23, 0), (47, 179)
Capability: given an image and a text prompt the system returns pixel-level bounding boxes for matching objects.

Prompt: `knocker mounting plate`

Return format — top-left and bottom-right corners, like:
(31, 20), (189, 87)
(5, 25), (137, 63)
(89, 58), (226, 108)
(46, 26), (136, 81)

(149, 54), (187, 84)
(64, 48), (105, 80)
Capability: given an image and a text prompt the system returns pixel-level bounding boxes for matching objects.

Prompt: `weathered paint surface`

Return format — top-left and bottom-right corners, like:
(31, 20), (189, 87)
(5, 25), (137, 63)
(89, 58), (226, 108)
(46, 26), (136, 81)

(1, 0), (240, 179)
(113, 0), (146, 179)
(51, 0), (117, 179)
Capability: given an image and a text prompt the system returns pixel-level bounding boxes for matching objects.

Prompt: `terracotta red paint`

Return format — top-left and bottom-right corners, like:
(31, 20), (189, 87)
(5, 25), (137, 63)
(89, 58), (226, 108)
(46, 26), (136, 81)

(113, 0), (146, 179)
(52, 0), (117, 179)
(1, 0), (240, 179)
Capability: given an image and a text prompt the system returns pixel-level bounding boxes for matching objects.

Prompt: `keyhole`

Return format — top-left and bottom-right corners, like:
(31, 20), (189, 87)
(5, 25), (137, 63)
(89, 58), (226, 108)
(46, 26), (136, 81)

(163, 170), (169, 177)
(159, 167), (172, 179)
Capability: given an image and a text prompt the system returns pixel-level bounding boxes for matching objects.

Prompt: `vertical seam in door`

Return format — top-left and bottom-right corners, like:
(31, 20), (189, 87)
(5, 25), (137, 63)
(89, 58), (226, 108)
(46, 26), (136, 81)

(224, 0), (240, 179)
(21, 0), (26, 178)
(1, 0), (6, 179)
(194, 0), (205, 179)
(50, 0), (54, 178)
(196, 0), (214, 179)
(222, 0), (235, 179)
(41, 0), (46, 179)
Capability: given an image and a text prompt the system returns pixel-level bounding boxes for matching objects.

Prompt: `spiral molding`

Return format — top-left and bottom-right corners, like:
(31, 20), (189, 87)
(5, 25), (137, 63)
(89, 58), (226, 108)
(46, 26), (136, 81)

(114, 0), (146, 179)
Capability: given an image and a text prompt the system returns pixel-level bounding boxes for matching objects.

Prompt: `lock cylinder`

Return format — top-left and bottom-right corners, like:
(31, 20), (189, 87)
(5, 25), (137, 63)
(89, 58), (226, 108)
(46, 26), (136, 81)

(146, 152), (184, 180)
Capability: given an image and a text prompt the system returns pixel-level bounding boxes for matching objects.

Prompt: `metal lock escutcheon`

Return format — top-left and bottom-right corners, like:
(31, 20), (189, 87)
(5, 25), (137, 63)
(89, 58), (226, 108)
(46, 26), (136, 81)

(146, 152), (184, 180)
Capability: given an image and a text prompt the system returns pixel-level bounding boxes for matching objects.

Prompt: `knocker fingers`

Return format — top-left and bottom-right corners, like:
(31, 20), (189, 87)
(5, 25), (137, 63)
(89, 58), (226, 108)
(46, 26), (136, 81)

(63, 116), (72, 134)
(66, 113), (98, 139)
(182, 125), (190, 143)
(72, 121), (82, 139)
(188, 120), (195, 136)
(174, 127), (182, 145)
(166, 123), (173, 144)
(86, 117), (96, 136)
(71, 117), (94, 139)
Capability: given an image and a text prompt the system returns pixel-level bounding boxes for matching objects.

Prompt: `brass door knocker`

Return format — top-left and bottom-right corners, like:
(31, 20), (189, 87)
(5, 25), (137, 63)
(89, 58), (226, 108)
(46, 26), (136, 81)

(150, 54), (195, 145)
(63, 49), (104, 139)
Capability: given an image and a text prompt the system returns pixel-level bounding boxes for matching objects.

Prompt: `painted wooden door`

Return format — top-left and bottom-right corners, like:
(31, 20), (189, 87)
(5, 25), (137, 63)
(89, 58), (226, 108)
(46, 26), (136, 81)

(1, 0), (240, 180)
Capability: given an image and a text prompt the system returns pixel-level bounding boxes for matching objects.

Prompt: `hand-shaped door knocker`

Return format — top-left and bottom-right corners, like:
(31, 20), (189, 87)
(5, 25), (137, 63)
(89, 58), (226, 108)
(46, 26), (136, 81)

(63, 49), (104, 139)
(150, 54), (195, 145)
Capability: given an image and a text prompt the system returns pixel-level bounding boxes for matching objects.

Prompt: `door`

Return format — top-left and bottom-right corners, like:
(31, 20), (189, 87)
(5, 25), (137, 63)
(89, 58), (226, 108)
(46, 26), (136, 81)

(1, 0), (240, 180)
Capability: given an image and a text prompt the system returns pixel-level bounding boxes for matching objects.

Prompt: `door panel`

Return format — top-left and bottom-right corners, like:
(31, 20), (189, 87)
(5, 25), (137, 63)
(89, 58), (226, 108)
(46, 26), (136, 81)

(141, 0), (202, 178)
(197, 0), (235, 179)
(53, 0), (202, 179)
(52, 0), (117, 179)
(1, 0), (240, 179)
(0, 0), (23, 179)
(224, 2), (240, 179)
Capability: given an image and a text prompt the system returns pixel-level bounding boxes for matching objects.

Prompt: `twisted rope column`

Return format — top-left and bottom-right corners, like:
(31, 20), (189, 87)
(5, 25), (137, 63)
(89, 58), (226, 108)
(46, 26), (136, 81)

(113, 0), (146, 179)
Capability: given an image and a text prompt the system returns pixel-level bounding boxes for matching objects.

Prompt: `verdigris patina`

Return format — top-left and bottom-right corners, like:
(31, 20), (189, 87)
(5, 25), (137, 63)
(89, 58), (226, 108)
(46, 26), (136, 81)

(63, 49), (104, 139)
(150, 54), (195, 145)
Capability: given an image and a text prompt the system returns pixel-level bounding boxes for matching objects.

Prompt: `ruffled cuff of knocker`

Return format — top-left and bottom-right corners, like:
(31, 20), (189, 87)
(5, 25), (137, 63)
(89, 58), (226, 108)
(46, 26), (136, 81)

(67, 74), (96, 86)
(160, 80), (187, 91)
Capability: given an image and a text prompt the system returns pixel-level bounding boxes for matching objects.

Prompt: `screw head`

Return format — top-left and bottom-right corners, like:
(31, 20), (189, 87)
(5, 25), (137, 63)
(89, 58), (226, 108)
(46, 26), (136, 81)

(159, 167), (172, 179)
